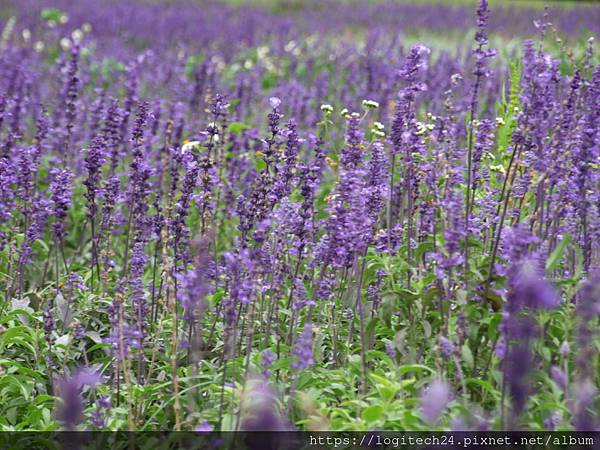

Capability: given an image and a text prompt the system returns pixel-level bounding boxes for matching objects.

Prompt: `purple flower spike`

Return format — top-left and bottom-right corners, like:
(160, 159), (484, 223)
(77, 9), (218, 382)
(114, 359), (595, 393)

(261, 349), (276, 378)
(550, 365), (567, 392)
(55, 367), (102, 430)
(420, 379), (451, 425)
(240, 377), (290, 431)
(291, 322), (314, 371)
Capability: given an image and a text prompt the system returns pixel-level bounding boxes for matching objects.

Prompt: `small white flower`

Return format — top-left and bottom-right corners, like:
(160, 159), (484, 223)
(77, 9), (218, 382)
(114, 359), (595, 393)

(257, 46), (269, 59)
(490, 164), (506, 174)
(269, 97), (281, 109)
(60, 37), (71, 51)
(496, 117), (506, 126)
(340, 108), (349, 117)
(362, 99), (379, 109)
(22, 29), (31, 42)
(284, 40), (296, 52)
(320, 104), (333, 114)
(82, 23), (92, 33)
(373, 121), (385, 130)
(451, 73), (463, 84)
(181, 141), (201, 153)
(34, 41), (44, 52)
(71, 29), (83, 43)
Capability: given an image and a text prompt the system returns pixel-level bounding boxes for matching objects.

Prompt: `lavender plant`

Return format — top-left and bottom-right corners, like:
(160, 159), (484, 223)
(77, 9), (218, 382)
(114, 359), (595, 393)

(0, 0), (598, 433)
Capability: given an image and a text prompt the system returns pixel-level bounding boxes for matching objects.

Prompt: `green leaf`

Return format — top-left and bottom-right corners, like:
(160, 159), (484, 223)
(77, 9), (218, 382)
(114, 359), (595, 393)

(184, 53), (205, 79)
(390, 288), (419, 303)
(220, 413), (236, 431)
(361, 405), (383, 423)
(369, 373), (401, 401)
(369, 373), (392, 388)
(270, 357), (294, 371)
(41, 8), (65, 22)
(397, 364), (435, 376)
(461, 344), (474, 369)
(415, 241), (434, 262)
(366, 318), (379, 345)
(546, 234), (571, 272)
(465, 235), (484, 249)
(422, 321), (432, 339)
(254, 157), (267, 172)
(541, 346), (552, 363)
(465, 378), (500, 400)
(297, 370), (314, 390)
(228, 122), (250, 136)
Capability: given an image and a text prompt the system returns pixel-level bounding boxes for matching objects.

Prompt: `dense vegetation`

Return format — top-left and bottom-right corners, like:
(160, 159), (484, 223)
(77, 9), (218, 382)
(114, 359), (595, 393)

(0, 0), (599, 432)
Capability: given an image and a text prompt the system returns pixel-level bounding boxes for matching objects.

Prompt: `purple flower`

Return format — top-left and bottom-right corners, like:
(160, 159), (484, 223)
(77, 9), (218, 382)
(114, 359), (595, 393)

(269, 120), (300, 203)
(240, 378), (290, 431)
(505, 344), (532, 418)
(495, 338), (507, 359)
(97, 397), (112, 409)
(223, 248), (254, 307)
(194, 421), (213, 432)
(316, 112), (371, 268)
(90, 396), (111, 428)
(573, 273), (600, 430)
(129, 241), (148, 341)
(55, 367), (102, 430)
(291, 322), (314, 370)
(385, 341), (397, 360)
(550, 365), (567, 392)
(544, 411), (562, 431)
(171, 150), (199, 268)
(62, 44), (80, 153)
(49, 168), (74, 243)
(559, 341), (570, 357)
(19, 195), (51, 265)
(391, 44), (430, 157)
(73, 322), (86, 340)
(509, 262), (560, 311)
(420, 379), (451, 425)
(438, 336), (454, 358)
(573, 380), (597, 431)
(365, 140), (388, 224)
(261, 349), (276, 378)
(175, 237), (212, 325)
(83, 136), (106, 220)
(67, 273), (87, 291)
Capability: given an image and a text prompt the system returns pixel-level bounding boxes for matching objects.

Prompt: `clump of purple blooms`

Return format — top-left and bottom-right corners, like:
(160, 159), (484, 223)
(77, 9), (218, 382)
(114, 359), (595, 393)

(0, 0), (598, 434)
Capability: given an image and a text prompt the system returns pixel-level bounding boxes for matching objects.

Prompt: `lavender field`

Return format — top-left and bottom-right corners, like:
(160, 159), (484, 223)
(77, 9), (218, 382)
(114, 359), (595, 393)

(0, 0), (599, 434)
